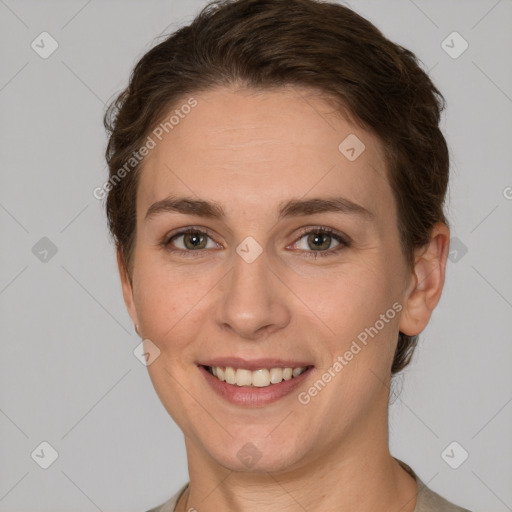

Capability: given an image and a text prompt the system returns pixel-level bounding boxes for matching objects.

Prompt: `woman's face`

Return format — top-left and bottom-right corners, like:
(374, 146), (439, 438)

(120, 86), (420, 472)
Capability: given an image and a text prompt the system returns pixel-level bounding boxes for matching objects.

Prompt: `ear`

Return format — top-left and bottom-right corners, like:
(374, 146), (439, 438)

(399, 222), (450, 336)
(116, 248), (139, 329)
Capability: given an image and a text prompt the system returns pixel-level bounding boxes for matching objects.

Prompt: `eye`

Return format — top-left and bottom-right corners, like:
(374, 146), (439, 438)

(289, 227), (349, 258)
(163, 227), (219, 256)
(161, 226), (350, 258)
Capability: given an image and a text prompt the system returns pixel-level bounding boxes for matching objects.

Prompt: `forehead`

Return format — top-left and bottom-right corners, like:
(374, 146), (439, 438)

(137, 86), (394, 225)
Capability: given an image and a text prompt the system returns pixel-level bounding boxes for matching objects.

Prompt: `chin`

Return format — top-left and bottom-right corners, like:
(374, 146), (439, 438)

(200, 431), (312, 474)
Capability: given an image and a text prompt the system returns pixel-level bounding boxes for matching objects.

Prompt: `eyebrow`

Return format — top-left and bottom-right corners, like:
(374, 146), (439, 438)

(144, 195), (374, 222)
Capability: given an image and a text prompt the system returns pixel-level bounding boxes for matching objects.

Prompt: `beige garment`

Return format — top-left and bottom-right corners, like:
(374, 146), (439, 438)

(146, 458), (472, 512)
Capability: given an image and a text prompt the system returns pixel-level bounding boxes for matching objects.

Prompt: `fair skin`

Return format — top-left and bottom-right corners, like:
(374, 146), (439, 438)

(118, 85), (450, 512)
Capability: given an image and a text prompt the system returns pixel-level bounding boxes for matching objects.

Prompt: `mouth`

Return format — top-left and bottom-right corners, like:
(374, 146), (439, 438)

(201, 364), (310, 387)
(197, 359), (314, 407)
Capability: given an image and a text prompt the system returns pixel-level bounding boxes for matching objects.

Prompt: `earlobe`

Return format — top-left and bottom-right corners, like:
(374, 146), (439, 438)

(398, 223), (450, 336)
(116, 248), (139, 329)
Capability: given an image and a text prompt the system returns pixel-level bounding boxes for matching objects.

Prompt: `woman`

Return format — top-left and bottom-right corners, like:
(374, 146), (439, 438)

(103, 0), (472, 510)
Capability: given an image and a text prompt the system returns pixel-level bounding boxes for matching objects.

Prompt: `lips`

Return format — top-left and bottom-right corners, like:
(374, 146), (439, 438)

(197, 357), (314, 406)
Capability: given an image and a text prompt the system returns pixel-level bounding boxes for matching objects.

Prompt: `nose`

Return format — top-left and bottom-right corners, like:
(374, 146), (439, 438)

(215, 245), (291, 340)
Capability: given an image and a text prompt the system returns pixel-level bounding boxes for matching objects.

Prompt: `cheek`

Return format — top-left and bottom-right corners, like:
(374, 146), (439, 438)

(132, 260), (217, 353)
(303, 264), (392, 332)
(307, 265), (400, 383)
(132, 228), (225, 346)
(133, 268), (210, 425)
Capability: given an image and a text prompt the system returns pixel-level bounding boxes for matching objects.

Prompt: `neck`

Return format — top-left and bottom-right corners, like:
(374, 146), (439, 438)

(177, 411), (418, 512)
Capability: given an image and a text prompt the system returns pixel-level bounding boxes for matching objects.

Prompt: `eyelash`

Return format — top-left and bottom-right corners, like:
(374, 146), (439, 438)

(161, 226), (350, 259)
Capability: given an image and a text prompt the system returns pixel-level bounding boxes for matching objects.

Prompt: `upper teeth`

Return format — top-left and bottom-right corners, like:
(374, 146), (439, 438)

(209, 366), (307, 387)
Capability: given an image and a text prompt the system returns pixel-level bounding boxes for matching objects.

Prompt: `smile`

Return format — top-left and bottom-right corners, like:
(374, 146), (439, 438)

(198, 360), (314, 407)
(203, 365), (308, 388)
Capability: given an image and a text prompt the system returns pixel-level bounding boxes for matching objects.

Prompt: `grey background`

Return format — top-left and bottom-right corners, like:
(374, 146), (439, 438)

(1, 0), (511, 511)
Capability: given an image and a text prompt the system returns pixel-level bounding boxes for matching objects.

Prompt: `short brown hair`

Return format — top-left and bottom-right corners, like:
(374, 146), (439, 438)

(103, 0), (450, 374)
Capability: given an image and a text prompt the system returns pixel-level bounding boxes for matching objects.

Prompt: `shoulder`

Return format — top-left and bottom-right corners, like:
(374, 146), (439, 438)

(416, 479), (472, 512)
(395, 458), (472, 512)
(416, 480), (472, 512)
(145, 483), (189, 512)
